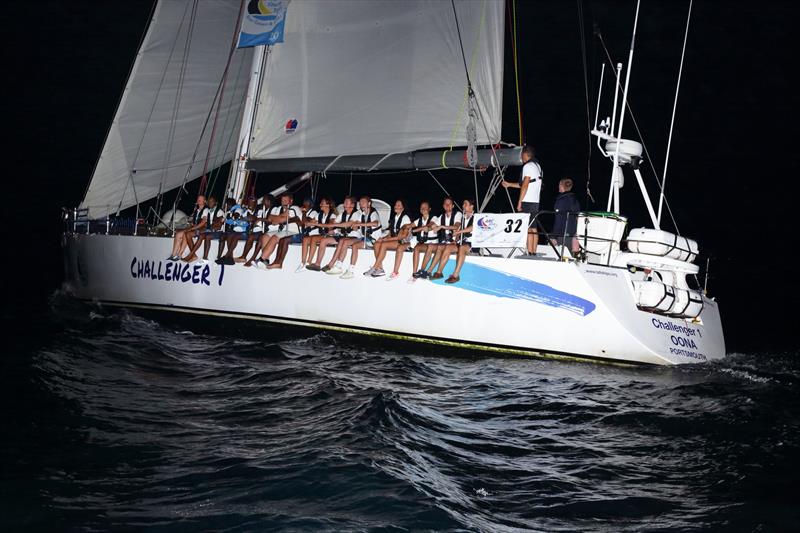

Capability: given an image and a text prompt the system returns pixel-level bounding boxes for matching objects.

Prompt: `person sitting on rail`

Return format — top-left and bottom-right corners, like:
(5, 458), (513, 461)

(407, 200), (437, 283)
(415, 196), (461, 280)
(238, 195), (272, 264)
(215, 196), (255, 266)
(550, 177), (581, 254)
(267, 197), (315, 270)
(324, 195), (382, 279)
(183, 195), (225, 264)
(441, 198), (476, 284)
(310, 196), (356, 272)
(255, 192), (302, 269)
(168, 195), (206, 261)
(297, 196), (336, 272)
(363, 199), (412, 279)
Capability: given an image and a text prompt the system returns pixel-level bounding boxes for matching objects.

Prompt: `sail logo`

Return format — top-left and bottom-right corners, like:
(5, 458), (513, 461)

(248, 0), (278, 21)
(285, 118), (298, 134)
(476, 216), (496, 231)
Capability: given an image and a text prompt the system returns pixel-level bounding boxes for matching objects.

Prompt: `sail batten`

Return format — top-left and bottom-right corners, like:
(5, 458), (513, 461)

(248, 0), (505, 162)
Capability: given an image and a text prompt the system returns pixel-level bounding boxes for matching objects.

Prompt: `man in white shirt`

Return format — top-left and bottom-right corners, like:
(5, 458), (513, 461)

(502, 145), (542, 254)
(325, 195), (382, 279)
(240, 195), (272, 265)
(257, 192), (303, 269)
(183, 195), (225, 264)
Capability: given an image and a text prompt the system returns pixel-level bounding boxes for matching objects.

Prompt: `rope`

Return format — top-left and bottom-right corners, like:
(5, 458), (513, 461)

(658, 0), (692, 225)
(198, 0), (245, 196)
(172, 0), (245, 217)
(447, 0), (487, 150)
(577, 0), (594, 205)
(156, 0), (197, 221)
(206, 39), (248, 198)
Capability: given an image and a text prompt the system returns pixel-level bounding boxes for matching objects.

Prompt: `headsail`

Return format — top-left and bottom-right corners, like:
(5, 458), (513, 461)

(81, 0), (253, 219)
(247, 0), (505, 165)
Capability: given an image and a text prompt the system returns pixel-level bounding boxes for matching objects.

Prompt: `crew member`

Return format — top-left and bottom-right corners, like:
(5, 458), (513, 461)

(502, 145), (542, 254)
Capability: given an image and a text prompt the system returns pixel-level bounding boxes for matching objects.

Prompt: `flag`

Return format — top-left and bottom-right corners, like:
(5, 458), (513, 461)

(238, 0), (291, 48)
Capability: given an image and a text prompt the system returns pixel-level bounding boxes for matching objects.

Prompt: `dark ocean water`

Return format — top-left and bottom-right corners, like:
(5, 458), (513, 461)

(2, 293), (798, 532)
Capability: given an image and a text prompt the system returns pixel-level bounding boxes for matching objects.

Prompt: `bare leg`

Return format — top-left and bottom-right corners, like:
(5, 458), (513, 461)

(412, 244), (427, 272)
(426, 245), (446, 273)
(421, 244), (439, 272)
(531, 229), (538, 254)
(313, 237), (336, 266)
(349, 241), (365, 267)
(301, 236), (311, 264)
(392, 243), (407, 274)
(267, 237), (292, 269)
(434, 244), (458, 274)
(452, 244), (470, 277)
(237, 234), (258, 261)
(259, 235), (280, 261)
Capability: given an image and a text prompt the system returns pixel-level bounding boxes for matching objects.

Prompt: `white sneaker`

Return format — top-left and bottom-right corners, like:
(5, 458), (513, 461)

(407, 276), (417, 284)
(340, 270), (354, 279)
(386, 272), (399, 281)
(326, 266), (343, 275)
(294, 264), (306, 273)
(197, 259), (207, 266)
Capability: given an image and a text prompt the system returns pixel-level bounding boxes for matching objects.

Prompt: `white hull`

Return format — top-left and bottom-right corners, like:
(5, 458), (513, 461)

(63, 234), (725, 365)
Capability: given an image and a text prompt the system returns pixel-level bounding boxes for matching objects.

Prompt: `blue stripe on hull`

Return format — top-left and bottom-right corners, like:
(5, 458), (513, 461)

(431, 261), (596, 316)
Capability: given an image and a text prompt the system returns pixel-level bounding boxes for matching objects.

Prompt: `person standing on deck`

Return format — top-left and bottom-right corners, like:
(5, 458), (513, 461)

(551, 177), (581, 253)
(502, 145), (542, 254)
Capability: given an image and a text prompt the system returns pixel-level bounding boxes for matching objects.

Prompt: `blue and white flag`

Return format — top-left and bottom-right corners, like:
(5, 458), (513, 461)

(238, 0), (291, 48)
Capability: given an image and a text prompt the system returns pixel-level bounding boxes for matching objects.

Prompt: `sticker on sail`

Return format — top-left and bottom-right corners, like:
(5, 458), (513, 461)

(431, 261), (596, 316)
(285, 118), (298, 134)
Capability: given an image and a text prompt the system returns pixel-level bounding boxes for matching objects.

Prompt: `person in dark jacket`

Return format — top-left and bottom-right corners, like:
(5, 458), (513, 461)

(551, 178), (581, 252)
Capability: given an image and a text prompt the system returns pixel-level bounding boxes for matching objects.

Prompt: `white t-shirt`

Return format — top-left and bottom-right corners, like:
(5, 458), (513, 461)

(267, 205), (302, 235)
(304, 208), (320, 236)
(388, 212), (412, 237)
(438, 210), (463, 242)
(521, 161), (543, 203)
(201, 206), (225, 230)
(252, 206), (271, 233)
(351, 208), (382, 240)
(411, 214), (438, 243)
(335, 210), (357, 237)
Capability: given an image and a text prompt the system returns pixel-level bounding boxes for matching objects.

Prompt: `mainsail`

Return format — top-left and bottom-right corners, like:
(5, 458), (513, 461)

(81, 1), (252, 219)
(247, 0), (505, 166)
(81, 0), (505, 218)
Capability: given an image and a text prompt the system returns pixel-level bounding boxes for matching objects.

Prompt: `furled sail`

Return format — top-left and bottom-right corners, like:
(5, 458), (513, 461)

(81, 0), (253, 219)
(247, 0), (505, 165)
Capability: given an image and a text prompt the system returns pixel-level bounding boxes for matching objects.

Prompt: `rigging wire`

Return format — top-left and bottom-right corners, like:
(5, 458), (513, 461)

(83, 0), (157, 212)
(171, 0), (245, 218)
(156, 0), (198, 221)
(658, 0), (692, 225)
(577, 0), (595, 205)
(596, 31), (681, 235)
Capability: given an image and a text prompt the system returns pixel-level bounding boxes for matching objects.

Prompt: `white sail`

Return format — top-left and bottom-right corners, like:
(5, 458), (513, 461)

(81, 0), (253, 219)
(248, 0), (505, 162)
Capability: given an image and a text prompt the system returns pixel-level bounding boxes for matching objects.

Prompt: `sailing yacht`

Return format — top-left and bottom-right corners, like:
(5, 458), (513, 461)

(62, 0), (724, 365)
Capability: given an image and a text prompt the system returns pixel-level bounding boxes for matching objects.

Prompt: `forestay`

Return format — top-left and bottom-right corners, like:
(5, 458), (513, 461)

(81, 0), (253, 219)
(248, 0), (505, 162)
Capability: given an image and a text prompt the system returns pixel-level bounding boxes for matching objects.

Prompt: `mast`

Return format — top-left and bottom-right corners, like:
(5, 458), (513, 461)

(228, 44), (268, 201)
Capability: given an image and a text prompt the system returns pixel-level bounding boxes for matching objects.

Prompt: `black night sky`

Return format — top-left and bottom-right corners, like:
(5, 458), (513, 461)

(3, 1), (798, 353)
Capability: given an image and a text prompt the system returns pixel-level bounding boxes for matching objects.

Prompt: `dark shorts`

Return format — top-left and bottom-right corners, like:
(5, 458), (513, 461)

(203, 230), (224, 239)
(520, 202), (540, 229)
